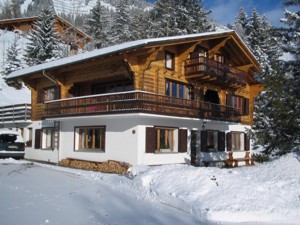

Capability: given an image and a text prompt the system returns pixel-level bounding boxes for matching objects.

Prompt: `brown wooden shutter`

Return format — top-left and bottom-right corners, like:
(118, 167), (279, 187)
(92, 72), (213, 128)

(145, 127), (155, 153)
(243, 98), (249, 115)
(244, 133), (250, 151)
(34, 129), (42, 149)
(37, 90), (43, 103)
(218, 131), (225, 151)
(201, 130), (208, 152)
(178, 129), (187, 153)
(54, 86), (60, 100)
(226, 94), (232, 107)
(227, 132), (232, 152)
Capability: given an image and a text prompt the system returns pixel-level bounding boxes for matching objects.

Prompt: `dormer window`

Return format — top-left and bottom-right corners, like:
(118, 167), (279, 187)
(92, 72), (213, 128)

(165, 51), (175, 70)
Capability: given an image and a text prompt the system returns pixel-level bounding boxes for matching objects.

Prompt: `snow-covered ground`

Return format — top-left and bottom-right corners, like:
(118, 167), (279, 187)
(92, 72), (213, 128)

(1, 152), (299, 225)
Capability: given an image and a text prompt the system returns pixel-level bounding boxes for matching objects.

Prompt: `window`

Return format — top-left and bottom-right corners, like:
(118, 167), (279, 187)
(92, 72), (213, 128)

(165, 51), (175, 70)
(190, 47), (208, 58)
(227, 132), (249, 151)
(42, 128), (55, 149)
(231, 132), (244, 151)
(226, 94), (249, 115)
(201, 130), (225, 152)
(92, 80), (133, 94)
(37, 86), (60, 103)
(75, 126), (105, 152)
(207, 130), (218, 150)
(145, 127), (187, 153)
(165, 80), (190, 99)
(155, 127), (175, 152)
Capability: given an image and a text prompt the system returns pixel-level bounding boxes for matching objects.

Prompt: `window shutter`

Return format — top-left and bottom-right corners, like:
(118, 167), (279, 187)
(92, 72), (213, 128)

(244, 133), (250, 151)
(145, 127), (155, 153)
(37, 90), (43, 103)
(243, 98), (249, 115)
(178, 129), (187, 153)
(54, 86), (60, 100)
(218, 131), (225, 151)
(34, 129), (42, 149)
(226, 94), (232, 107)
(227, 132), (232, 152)
(200, 130), (208, 152)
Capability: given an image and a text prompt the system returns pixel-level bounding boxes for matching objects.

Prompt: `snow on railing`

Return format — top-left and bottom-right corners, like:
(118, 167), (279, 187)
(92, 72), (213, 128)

(0, 104), (32, 124)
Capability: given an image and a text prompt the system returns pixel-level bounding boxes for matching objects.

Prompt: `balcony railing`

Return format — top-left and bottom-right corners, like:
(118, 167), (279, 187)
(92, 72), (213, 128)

(185, 57), (247, 87)
(0, 104), (32, 124)
(45, 91), (242, 122)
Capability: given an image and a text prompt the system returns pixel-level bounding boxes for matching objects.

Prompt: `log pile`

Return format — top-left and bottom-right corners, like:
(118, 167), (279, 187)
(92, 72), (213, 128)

(58, 158), (131, 174)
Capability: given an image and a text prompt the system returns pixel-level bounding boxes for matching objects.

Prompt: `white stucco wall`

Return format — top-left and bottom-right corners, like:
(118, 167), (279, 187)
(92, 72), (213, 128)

(24, 121), (59, 163)
(24, 113), (251, 166)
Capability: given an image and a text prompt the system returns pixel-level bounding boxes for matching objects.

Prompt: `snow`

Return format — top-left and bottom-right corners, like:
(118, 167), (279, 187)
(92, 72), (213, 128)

(0, 30), (31, 106)
(1, 152), (299, 225)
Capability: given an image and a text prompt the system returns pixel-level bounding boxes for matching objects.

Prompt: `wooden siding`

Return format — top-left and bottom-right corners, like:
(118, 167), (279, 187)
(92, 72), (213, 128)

(18, 32), (262, 124)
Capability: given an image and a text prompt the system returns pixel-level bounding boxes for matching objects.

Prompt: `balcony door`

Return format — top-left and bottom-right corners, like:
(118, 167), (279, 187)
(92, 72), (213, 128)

(204, 90), (219, 104)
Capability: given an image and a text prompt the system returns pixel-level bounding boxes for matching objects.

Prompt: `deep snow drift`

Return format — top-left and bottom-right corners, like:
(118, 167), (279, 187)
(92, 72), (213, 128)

(1, 152), (299, 225)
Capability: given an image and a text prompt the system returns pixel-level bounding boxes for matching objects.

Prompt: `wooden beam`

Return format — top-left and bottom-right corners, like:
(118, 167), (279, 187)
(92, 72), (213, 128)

(208, 37), (231, 59)
(236, 64), (253, 72)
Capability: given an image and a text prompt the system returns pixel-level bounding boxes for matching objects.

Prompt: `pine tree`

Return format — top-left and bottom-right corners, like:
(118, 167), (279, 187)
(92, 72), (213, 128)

(233, 8), (249, 43)
(253, 0), (300, 154)
(110, 0), (131, 44)
(24, 9), (61, 66)
(11, 0), (21, 18)
(148, 0), (177, 37)
(191, 0), (214, 33)
(0, 1), (13, 19)
(85, 0), (108, 49)
(175, 0), (214, 34)
(2, 38), (23, 89)
(129, 9), (149, 40)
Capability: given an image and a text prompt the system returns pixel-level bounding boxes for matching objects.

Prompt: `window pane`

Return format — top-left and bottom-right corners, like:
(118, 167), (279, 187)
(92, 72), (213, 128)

(179, 84), (184, 99)
(172, 82), (177, 98)
(207, 130), (218, 151)
(42, 128), (54, 149)
(165, 81), (170, 96)
(155, 128), (174, 152)
(165, 52), (174, 69)
(76, 127), (105, 151)
(232, 132), (244, 151)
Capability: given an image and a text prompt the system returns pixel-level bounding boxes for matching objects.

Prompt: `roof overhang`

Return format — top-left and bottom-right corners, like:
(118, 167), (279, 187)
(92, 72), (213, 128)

(7, 30), (260, 80)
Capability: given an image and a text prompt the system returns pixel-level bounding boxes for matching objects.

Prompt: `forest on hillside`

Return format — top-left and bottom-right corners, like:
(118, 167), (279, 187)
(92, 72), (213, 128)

(0, 0), (299, 155)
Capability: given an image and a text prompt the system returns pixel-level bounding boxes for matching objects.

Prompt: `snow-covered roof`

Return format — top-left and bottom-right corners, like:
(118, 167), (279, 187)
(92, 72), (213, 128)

(8, 30), (256, 79)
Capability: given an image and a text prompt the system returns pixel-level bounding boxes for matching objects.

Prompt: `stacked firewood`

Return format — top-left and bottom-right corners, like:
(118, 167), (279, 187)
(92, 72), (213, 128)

(59, 158), (131, 174)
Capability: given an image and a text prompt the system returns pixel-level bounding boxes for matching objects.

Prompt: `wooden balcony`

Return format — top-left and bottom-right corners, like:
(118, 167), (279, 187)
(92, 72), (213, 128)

(185, 57), (247, 89)
(0, 104), (32, 125)
(45, 91), (242, 122)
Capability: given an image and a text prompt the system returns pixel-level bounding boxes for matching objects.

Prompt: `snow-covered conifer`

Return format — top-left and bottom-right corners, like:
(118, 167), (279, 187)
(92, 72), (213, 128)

(2, 38), (23, 89)
(24, 8), (61, 66)
(110, 0), (132, 45)
(253, 0), (300, 154)
(85, 0), (109, 49)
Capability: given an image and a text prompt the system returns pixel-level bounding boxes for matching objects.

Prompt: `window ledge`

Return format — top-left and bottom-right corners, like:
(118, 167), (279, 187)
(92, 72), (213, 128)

(74, 150), (105, 153)
(154, 151), (180, 154)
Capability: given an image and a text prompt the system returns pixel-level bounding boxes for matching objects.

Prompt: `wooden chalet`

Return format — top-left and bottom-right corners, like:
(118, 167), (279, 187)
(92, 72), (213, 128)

(0, 15), (92, 48)
(7, 30), (263, 166)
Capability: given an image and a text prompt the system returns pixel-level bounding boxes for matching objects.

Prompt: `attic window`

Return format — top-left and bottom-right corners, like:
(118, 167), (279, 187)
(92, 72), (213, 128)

(165, 51), (175, 70)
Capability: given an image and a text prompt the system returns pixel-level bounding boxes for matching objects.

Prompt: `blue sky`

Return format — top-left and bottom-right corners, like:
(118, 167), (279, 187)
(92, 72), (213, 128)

(203, 0), (285, 27)
(147, 0), (291, 27)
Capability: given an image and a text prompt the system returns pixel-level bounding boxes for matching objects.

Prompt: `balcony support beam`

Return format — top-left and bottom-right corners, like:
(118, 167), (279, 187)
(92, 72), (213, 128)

(208, 37), (231, 59)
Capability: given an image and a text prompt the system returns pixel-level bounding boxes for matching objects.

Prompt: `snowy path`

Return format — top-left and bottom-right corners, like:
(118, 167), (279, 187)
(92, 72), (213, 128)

(0, 162), (208, 225)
